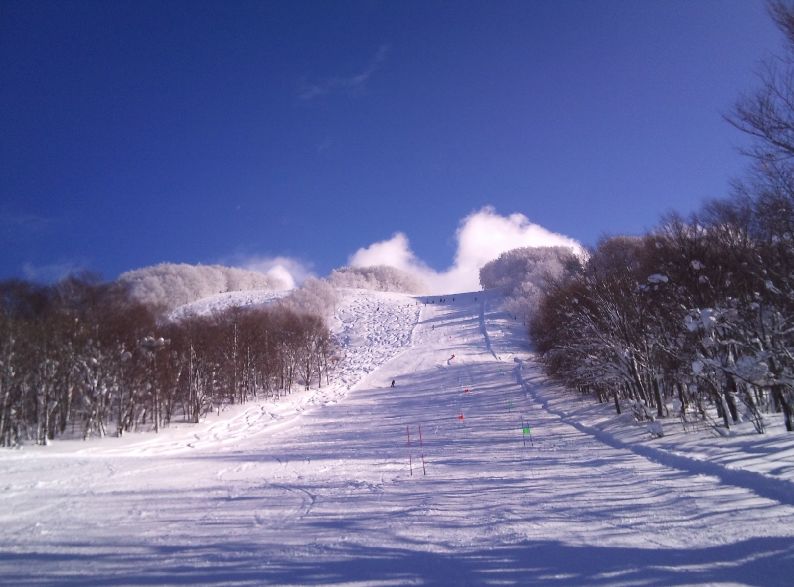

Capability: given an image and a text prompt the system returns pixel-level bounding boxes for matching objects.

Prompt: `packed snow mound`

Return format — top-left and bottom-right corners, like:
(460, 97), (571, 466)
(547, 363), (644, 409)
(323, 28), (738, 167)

(118, 262), (288, 313)
(328, 265), (428, 294)
(168, 289), (289, 321)
(173, 276), (340, 324)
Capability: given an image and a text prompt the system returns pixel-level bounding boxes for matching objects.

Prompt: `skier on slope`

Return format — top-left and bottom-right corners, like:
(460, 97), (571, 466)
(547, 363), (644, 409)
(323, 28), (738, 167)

(391, 379), (396, 388)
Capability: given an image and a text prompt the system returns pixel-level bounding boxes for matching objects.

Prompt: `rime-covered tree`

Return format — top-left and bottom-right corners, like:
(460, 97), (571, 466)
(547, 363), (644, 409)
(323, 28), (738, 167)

(479, 246), (581, 324)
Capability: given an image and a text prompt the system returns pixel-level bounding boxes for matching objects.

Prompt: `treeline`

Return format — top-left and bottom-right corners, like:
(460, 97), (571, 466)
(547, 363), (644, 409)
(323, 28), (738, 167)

(530, 2), (794, 434)
(0, 276), (333, 446)
(118, 262), (288, 314)
(530, 204), (793, 433)
(328, 265), (427, 294)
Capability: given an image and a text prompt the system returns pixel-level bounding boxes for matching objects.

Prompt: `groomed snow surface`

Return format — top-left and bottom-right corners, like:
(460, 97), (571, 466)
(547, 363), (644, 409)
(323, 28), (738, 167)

(2, 289), (794, 586)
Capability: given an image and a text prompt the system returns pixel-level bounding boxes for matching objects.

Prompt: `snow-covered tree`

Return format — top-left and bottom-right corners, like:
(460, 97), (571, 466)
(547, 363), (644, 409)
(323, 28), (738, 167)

(278, 277), (339, 320)
(530, 3), (794, 434)
(117, 263), (288, 314)
(479, 246), (581, 323)
(328, 265), (427, 294)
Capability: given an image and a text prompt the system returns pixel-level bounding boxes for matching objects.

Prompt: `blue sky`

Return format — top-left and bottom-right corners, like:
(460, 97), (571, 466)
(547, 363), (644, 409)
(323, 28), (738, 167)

(0, 0), (781, 285)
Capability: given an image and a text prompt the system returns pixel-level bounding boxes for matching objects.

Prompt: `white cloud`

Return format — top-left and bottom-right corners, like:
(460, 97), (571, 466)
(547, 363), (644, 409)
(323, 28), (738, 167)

(348, 207), (584, 294)
(349, 232), (423, 272)
(299, 44), (390, 100)
(230, 255), (314, 290)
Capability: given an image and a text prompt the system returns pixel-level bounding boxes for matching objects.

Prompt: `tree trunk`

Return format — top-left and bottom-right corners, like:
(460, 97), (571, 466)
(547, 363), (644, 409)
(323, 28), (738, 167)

(652, 376), (664, 419)
(772, 385), (794, 432)
(725, 376), (739, 423)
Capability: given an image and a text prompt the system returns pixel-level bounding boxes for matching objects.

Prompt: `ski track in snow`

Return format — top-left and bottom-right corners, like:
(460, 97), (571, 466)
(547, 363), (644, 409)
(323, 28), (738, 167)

(326, 288), (421, 396)
(1, 289), (794, 586)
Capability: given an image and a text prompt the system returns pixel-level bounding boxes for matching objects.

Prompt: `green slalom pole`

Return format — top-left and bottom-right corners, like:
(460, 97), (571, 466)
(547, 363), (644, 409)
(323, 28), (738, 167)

(522, 419), (533, 448)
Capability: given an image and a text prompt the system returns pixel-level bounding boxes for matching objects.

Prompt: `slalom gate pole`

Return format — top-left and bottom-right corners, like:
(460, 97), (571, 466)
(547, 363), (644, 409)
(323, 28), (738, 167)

(407, 424), (413, 476)
(418, 424), (427, 476)
(521, 418), (527, 449)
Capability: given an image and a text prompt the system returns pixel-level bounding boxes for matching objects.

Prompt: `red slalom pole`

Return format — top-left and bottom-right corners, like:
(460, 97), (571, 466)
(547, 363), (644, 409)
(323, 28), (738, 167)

(407, 424), (413, 476)
(418, 424), (427, 476)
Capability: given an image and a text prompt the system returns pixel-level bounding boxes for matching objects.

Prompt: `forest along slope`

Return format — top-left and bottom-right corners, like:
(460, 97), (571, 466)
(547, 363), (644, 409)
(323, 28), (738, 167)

(1, 291), (794, 586)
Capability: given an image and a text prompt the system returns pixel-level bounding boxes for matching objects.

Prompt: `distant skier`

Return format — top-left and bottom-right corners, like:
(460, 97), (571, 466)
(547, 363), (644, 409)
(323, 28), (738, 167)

(391, 379), (396, 388)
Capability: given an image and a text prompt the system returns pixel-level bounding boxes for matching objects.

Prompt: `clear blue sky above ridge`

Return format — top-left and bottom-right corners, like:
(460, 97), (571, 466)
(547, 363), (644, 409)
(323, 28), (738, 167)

(0, 0), (781, 283)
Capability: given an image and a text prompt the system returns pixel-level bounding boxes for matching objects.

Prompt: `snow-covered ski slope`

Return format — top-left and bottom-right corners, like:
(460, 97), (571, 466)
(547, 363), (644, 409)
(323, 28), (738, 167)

(2, 289), (794, 586)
